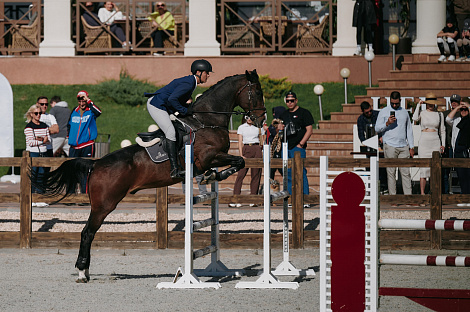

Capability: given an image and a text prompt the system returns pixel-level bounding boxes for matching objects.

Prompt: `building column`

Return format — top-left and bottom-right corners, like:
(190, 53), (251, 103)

(332, 0), (357, 56)
(184, 0), (220, 56)
(39, 0), (75, 56)
(412, 0), (445, 54)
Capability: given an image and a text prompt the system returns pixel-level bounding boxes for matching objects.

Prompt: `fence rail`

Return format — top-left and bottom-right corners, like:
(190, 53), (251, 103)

(0, 151), (469, 250)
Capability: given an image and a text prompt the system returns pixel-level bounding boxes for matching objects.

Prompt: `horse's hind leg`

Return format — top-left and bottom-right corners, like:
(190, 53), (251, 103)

(75, 208), (113, 283)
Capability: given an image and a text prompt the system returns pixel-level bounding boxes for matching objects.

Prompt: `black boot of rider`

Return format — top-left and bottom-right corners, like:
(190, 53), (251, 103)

(167, 140), (184, 179)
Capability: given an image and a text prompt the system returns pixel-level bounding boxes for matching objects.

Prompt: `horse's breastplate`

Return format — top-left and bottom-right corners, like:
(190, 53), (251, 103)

(137, 119), (195, 163)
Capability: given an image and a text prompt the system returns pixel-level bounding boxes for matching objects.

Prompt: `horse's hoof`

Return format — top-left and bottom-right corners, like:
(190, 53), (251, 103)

(200, 171), (216, 185)
(76, 277), (88, 283)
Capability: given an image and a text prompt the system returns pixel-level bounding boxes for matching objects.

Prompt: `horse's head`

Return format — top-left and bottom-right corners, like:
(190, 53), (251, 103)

(236, 70), (266, 127)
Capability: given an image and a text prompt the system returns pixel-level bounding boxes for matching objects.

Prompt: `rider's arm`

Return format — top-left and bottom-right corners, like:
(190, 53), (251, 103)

(167, 81), (193, 115)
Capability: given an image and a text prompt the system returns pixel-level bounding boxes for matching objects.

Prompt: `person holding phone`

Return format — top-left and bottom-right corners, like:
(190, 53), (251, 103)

(375, 91), (415, 201)
(412, 93), (446, 197)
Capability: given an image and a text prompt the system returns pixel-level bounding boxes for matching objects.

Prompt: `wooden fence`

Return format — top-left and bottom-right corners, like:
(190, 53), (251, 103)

(0, 151), (469, 250)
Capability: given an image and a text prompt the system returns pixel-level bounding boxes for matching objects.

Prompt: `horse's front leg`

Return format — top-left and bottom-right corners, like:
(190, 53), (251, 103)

(200, 153), (245, 184)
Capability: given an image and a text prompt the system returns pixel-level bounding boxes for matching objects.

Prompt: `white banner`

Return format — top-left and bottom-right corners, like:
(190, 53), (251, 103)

(0, 73), (14, 157)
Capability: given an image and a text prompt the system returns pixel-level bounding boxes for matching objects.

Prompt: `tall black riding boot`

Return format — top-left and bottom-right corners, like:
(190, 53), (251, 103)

(167, 140), (184, 179)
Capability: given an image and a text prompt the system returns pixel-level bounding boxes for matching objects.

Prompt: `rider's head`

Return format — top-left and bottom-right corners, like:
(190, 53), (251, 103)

(191, 59), (212, 84)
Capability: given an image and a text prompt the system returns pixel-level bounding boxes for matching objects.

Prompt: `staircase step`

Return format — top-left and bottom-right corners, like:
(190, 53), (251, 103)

(378, 78), (470, 89)
(401, 61), (470, 72)
(310, 129), (353, 140)
(342, 103), (363, 113)
(390, 70), (470, 79)
(366, 87), (470, 97)
(330, 112), (360, 121)
(318, 120), (355, 129)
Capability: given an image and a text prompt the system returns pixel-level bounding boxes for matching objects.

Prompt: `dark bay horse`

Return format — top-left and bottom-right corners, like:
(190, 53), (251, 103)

(32, 70), (266, 282)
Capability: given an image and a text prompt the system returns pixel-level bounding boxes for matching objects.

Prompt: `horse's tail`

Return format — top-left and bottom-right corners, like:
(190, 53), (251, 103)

(29, 158), (96, 202)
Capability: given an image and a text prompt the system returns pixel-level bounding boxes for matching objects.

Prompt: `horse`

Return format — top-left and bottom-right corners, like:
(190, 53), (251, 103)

(31, 70), (266, 283)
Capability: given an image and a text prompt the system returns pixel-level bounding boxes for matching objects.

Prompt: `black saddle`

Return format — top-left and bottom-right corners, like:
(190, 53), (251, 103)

(137, 120), (195, 163)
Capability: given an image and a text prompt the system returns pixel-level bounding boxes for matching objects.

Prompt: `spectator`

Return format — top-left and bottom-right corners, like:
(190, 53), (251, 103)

(446, 101), (470, 196)
(412, 94), (445, 196)
(357, 101), (387, 193)
(24, 104), (50, 194)
(68, 90), (102, 193)
(375, 91), (414, 200)
(148, 1), (175, 56)
(456, 18), (470, 62)
(279, 91), (314, 196)
(352, 0), (376, 56)
(229, 116), (265, 208)
(98, 1), (127, 48)
(269, 118), (285, 184)
(265, 106), (286, 145)
(82, 2), (100, 26)
(37, 96), (59, 157)
(357, 101), (380, 146)
(49, 96), (71, 157)
(437, 18), (459, 62)
(442, 94), (461, 194)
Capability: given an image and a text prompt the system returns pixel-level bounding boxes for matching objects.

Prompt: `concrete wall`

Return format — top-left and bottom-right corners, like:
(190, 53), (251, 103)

(0, 55), (407, 86)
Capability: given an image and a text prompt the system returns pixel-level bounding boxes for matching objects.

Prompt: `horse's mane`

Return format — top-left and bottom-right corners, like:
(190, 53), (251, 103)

(194, 73), (243, 104)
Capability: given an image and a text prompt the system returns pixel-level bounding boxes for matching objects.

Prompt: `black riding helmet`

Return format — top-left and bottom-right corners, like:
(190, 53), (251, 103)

(191, 59), (213, 75)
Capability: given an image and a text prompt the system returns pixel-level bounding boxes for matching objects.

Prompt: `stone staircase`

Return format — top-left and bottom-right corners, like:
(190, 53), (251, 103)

(214, 55), (470, 194)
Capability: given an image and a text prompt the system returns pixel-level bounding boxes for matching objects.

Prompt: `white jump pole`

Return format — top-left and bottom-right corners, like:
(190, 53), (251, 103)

(236, 144), (298, 289)
(273, 142), (315, 276)
(158, 144), (240, 289)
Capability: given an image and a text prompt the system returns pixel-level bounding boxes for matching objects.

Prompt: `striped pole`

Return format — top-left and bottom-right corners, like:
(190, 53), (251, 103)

(379, 219), (470, 231)
(380, 254), (470, 267)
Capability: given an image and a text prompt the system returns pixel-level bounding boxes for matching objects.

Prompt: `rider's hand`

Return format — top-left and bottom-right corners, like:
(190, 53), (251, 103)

(186, 106), (194, 116)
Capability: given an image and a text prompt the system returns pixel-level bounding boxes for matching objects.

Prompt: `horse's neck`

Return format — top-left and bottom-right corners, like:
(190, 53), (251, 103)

(188, 76), (244, 128)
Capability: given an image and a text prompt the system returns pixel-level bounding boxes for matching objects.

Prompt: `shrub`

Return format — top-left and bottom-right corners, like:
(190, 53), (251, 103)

(259, 75), (292, 99)
(94, 69), (158, 107)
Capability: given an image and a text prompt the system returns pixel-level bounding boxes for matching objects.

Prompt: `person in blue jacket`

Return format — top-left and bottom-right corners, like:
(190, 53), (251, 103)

(67, 90), (102, 193)
(145, 59), (212, 179)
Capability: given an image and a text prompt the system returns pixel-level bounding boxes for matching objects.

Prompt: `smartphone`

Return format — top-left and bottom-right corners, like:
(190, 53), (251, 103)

(390, 111), (395, 117)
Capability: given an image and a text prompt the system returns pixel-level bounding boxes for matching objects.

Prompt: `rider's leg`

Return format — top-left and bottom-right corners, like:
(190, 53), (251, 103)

(147, 101), (184, 178)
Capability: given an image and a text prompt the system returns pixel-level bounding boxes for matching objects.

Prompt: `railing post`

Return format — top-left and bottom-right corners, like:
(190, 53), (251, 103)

(20, 150), (32, 248)
(156, 186), (168, 249)
(292, 151), (304, 249)
(430, 151), (442, 250)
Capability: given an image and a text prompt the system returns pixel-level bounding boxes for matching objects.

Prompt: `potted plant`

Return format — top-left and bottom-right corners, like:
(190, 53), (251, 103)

(390, 0), (412, 54)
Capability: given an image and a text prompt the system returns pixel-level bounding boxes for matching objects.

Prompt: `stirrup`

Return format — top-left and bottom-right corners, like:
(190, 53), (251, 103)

(170, 168), (185, 179)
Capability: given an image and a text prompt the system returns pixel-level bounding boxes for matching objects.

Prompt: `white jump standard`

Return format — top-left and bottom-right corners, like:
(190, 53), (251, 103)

(235, 144), (301, 289)
(157, 144), (241, 289)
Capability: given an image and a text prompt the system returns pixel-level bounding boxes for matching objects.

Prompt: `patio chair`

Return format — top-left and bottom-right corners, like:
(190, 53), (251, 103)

(296, 17), (329, 53)
(225, 24), (255, 49)
(9, 15), (39, 54)
(81, 15), (112, 53)
(138, 19), (178, 54)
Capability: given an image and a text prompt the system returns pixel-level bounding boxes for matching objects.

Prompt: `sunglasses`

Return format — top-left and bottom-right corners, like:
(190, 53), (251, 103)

(38, 102), (48, 106)
(157, 4), (165, 7)
(286, 99), (295, 103)
(33, 112), (42, 116)
(460, 107), (469, 112)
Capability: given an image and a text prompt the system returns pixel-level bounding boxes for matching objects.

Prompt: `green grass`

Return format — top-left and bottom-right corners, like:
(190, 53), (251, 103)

(10, 81), (368, 161)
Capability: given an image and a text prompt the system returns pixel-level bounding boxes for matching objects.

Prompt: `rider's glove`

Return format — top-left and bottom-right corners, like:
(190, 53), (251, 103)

(186, 106), (194, 116)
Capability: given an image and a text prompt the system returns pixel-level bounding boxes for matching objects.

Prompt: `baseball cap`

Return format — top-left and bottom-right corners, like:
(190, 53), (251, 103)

(450, 94), (461, 103)
(77, 90), (89, 98)
(285, 91), (297, 99)
(464, 19), (470, 31)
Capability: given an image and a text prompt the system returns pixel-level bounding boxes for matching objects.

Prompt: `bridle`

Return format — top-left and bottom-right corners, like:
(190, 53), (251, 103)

(189, 78), (266, 130)
(235, 80), (266, 125)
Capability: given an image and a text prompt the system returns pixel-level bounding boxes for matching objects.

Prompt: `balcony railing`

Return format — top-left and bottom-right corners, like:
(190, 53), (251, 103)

(220, 0), (333, 55)
(0, 0), (42, 55)
(75, 0), (187, 55)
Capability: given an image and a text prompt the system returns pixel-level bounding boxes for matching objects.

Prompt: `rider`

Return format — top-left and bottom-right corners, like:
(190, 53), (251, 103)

(145, 59), (213, 179)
